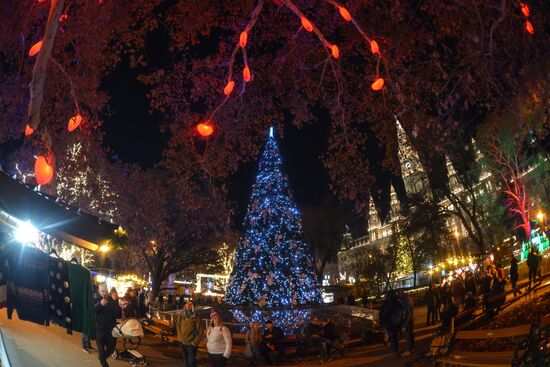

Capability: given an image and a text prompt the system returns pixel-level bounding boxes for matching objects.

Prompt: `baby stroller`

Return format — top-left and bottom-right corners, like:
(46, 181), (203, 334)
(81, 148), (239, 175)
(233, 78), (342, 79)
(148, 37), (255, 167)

(112, 318), (147, 366)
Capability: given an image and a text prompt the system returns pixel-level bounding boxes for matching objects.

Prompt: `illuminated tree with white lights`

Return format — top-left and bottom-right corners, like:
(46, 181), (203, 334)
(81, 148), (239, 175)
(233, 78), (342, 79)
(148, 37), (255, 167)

(224, 128), (321, 308)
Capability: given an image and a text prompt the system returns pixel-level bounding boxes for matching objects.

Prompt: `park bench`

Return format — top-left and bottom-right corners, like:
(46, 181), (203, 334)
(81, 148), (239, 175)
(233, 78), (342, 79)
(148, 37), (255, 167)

(436, 324), (531, 367)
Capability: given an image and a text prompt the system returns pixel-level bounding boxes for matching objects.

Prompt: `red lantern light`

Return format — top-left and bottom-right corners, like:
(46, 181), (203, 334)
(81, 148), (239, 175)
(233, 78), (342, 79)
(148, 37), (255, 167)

(370, 40), (380, 54)
(243, 66), (251, 82)
(525, 20), (534, 35)
(273, 0), (282, 5)
(223, 81), (235, 96)
(25, 124), (34, 137)
(67, 114), (82, 132)
(371, 78), (385, 91)
(196, 122), (214, 137)
(520, 3), (530, 17)
(301, 17), (313, 32)
(59, 14), (68, 22)
(35, 155), (54, 185)
(331, 45), (340, 59)
(339, 6), (352, 22)
(28, 40), (43, 57)
(239, 31), (248, 48)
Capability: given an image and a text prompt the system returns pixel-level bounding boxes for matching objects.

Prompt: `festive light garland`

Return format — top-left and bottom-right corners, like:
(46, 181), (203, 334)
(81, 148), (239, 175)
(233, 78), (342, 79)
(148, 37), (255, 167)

(224, 128), (322, 308)
(197, 0), (386, 137)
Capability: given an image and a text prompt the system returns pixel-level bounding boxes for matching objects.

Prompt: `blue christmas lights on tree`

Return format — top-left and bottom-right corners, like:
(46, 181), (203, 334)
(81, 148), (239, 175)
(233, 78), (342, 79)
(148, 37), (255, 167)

(224, 127), (322, 308)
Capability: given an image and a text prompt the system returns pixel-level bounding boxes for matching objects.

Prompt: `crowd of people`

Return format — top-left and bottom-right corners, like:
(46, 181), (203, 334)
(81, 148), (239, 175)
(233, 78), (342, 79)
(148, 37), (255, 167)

(424, 249), (544, 331)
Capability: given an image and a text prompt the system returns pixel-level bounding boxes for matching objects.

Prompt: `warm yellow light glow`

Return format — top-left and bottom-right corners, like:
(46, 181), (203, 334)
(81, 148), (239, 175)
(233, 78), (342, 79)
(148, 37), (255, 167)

(96, 275), (106, 283)
(99, 244), (111, 253)
(537, 211), (544, 220)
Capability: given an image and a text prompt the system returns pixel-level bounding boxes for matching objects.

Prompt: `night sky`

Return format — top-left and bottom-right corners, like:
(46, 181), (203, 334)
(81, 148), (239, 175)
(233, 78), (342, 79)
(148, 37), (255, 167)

(100, 64), (362, 231)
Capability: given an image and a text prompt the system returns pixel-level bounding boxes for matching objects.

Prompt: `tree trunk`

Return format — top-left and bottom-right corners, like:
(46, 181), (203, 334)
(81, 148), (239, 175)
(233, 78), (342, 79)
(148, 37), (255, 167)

(28, 0), (65, 148)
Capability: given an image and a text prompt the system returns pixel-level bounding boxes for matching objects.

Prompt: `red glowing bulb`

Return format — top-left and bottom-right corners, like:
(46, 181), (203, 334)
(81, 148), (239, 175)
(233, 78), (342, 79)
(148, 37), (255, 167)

(67, 114), (82, 132)
(331, 45), (340, 59)
(239, 31), (248, 48)
(35, 155), (54, 185)
(520, 3), (530, 17)
(339, 7), (352, 22)
(243, 66), (251, 82)
(223, 81), (235, 96)
(25, 124), (34, 136)
(196, 123), (214, 137)
(29, 40), (43, 57)
(370, 40), (380, 54)
(301, 17), (313, 32)
(371, 78), (385, 91)
(525, 20), (534, 35)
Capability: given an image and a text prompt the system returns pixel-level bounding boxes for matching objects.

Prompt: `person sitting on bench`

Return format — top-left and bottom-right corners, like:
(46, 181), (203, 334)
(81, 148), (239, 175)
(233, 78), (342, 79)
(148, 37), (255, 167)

(261, 320), (284, 365)
(304, 316), (328, 362)
(321, 317), (344, 358)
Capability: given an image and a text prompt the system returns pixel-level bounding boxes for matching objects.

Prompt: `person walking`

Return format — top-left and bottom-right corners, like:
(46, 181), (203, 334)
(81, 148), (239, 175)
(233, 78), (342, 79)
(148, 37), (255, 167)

(425, 284), (438, 326)
(527, 247), (540, 289)
(379, 290), (403, 358)
(176, 301), (203, 367)
(94, 284), (120, 367)
(245, 321), (262, 366)
(206, 311), (232, 367)
(510, 256), (522, 297)
(398, 290), (415, 356)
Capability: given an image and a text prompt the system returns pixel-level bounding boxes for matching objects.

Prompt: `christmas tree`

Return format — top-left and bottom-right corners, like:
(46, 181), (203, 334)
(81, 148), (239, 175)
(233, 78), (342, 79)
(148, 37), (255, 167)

(224, 128), (321, 308)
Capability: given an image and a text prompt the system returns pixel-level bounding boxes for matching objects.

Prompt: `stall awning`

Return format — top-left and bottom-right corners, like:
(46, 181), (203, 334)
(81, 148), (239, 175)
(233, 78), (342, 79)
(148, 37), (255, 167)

(0, 169), (119, 252)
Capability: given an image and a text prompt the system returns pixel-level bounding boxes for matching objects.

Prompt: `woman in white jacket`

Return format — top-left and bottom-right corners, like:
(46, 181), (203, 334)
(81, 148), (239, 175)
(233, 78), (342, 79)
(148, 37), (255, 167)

(206, 311), (232, 367)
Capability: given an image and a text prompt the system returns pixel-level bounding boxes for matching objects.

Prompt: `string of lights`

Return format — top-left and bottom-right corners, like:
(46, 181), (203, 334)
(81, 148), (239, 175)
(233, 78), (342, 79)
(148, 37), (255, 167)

(224, 128), (321, 308)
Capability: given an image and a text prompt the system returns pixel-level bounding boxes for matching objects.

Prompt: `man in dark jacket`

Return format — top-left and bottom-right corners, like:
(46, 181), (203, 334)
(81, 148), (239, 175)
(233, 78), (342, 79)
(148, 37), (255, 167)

(322, 317), (344, 358)
(398, 290), (415, 356)
(527, 247), (540, 289)
(95, 284), (120, 367)
(261, 320), (284, 365)
(379, 290), (403, 358)
(425, 284), (438, 326)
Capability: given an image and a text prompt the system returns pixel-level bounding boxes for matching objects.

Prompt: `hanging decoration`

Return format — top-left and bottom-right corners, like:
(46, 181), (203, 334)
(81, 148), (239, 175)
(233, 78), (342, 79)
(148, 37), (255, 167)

(35, 155), (54, 185)
(195, 0), (386, 138)
(301, 17), (313, 32)
(67, 114), (82, 132)
(25, 125), (34, 137)
(223, 81), (235, 96)
(518, 1), (534, 35)
(338, 6), (352, 22)
(371, 77), (384, 91)
(196, 122), (214, 137)
(243, 66), (251, 82)
(239, 31), (248, 47)
(331, 45), (340, 59)
(28, 40), (43, 57)
(525, 20), (534, 35)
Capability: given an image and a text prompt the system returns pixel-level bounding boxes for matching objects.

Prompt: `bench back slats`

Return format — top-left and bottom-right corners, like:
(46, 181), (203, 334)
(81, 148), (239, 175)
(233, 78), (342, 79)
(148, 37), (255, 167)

(455, 324), (531, 340)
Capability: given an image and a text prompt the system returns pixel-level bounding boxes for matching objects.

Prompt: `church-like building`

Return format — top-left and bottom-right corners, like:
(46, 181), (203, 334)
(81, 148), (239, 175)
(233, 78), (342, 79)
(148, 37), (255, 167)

(337, 118), (494, 286)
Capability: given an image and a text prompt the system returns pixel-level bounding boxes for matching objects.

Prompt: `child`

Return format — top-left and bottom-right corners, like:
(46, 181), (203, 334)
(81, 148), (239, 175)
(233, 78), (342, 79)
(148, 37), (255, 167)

(245, 321), (262, 365)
